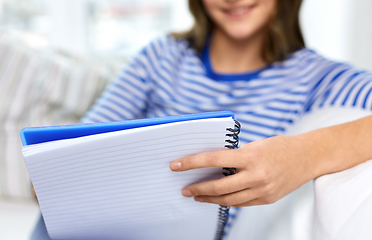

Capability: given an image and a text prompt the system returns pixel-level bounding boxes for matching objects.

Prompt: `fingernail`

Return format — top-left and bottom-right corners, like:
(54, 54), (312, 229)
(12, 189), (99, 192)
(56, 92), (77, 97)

(182, 189), (192, 197)
(194, 196), (203, 202)
(170, 161), (181, 171)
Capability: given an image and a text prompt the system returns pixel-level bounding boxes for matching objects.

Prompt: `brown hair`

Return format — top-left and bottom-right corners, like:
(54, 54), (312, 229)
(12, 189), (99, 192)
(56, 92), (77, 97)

(171, 0), (305, 63)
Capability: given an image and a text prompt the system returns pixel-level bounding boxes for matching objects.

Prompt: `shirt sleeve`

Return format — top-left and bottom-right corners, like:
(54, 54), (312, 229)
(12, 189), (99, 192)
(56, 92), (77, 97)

(81, 48), (154, 123)
(304, 62), (372, 113)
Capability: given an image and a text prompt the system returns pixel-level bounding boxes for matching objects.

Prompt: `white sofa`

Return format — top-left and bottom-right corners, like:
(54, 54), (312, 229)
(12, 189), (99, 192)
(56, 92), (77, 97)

(0, 199), (39, 240)
(0, 33), (120, 240)
(226, 107), (372, 240)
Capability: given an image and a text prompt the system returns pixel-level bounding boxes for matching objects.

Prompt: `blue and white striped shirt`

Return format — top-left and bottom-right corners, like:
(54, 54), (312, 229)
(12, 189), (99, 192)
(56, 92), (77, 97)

(82, 35), (372, 145)
(81, 35), (372, 237)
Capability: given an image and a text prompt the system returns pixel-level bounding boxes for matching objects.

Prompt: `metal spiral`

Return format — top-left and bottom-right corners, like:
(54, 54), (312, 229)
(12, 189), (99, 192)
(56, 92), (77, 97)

(215, 120), (241, 240)
(224, 120), (240, 149)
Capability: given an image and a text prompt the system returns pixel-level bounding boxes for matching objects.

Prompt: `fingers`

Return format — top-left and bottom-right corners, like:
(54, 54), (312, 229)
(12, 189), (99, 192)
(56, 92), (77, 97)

(193, 188), (259, 207)
(31, 183), (38, 202)
(170, 149), (244, 171)
(233, 199), (262, 207)
(196, 189), (279, 207)
(182, 172), (254, 197)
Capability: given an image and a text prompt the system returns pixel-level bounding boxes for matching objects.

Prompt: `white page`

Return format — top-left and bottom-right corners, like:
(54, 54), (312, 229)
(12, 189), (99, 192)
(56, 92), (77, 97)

(23, 117), (235, 240)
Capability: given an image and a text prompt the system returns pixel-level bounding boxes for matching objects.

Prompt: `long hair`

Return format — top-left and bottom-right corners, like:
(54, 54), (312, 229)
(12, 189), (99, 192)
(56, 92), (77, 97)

(171, 0), (305, 63)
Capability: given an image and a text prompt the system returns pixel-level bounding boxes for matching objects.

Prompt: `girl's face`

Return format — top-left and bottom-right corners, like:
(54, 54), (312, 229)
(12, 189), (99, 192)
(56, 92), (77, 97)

(203, 0), (277, 40)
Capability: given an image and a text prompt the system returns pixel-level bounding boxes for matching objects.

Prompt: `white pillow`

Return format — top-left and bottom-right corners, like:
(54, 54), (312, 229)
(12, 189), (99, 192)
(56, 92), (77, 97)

(0, 35), (113, 200)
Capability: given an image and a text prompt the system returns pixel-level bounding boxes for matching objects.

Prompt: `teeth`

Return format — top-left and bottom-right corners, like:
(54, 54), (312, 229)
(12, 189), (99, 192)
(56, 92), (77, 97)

(227, 7), (249, 15)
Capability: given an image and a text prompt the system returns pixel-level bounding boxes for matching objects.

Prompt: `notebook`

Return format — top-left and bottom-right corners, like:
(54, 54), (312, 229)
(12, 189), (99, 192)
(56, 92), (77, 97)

(21, 111), (240, 240)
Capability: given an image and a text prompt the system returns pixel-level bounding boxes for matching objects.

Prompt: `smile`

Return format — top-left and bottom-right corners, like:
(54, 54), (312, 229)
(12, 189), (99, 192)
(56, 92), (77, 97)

(224, 6), (254, 17)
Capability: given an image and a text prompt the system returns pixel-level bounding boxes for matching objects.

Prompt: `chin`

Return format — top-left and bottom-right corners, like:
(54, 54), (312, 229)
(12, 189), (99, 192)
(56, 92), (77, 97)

(223, 27), (258, 41)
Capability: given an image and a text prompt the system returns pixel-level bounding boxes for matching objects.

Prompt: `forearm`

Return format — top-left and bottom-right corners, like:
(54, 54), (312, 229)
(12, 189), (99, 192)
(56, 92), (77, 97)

(171, 115), (372, 207)
(298, 114), (372, 178)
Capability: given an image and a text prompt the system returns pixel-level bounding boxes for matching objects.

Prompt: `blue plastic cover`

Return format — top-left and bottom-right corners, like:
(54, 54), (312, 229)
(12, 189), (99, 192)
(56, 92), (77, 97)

(20, 111), (234, 146)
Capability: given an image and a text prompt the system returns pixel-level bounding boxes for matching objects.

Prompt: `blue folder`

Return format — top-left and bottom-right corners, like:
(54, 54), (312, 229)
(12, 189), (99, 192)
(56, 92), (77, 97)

(20, 111), (234, 146)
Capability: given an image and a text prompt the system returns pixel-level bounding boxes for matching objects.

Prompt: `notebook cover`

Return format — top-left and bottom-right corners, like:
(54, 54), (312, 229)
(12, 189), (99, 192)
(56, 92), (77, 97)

(20, 111), (234, 146)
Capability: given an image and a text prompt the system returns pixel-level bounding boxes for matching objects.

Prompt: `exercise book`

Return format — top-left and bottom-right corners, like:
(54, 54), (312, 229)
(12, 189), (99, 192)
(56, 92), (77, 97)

(21, 111), (240, 240)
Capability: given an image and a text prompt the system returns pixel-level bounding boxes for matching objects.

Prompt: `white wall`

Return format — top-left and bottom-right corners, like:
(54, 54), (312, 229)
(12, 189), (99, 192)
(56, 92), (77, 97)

(45, 0), (194, 56)
(301, 0), (372, 71)
(47, 0), (89, 55)
(169, 0), (193, 32)
(348, 0), (372, 71)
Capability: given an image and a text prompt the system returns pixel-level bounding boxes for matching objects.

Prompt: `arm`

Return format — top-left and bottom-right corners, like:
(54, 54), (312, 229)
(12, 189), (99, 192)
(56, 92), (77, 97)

(170, 115), (372, 207)
(80, 41), (158, 123)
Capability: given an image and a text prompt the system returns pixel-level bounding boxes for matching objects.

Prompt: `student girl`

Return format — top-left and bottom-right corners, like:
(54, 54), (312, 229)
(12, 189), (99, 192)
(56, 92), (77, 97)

(31, 0), (372, 239)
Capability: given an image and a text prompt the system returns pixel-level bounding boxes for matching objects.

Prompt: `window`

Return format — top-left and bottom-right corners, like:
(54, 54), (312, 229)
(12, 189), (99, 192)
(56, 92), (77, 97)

(0, 0), (193, 57)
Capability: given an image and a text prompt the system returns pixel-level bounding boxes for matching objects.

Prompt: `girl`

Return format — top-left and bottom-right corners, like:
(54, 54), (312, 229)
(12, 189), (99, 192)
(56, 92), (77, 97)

(32, 0), (372, 239)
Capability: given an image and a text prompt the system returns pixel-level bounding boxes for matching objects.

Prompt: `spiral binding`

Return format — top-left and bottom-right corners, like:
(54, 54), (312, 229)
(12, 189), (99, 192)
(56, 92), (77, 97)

(215, 120), (241, 240)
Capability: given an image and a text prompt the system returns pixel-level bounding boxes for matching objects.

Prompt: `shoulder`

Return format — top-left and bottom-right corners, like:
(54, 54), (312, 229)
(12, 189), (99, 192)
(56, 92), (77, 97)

(272, 48), (347, 73)
(288, 48), (371, 75)
(286, 49), (372, 111)
(267, 48), (372, 82)
(138, 35), (196, 60)
(299, 48), (372, 83)
(122, 35), (202, 83)
(127, 35), (201, 78)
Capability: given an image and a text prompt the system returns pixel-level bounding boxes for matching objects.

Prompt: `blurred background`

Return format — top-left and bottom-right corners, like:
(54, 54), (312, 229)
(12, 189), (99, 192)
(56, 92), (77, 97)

(0, 0), (371, 239)
(0, 0), (371, 69)
(0, 0), (193, 59)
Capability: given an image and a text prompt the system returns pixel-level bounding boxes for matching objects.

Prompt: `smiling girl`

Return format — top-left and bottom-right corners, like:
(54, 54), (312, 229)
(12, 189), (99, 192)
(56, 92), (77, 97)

(32, 0), (372, 239)
(86, 0), (372, 237)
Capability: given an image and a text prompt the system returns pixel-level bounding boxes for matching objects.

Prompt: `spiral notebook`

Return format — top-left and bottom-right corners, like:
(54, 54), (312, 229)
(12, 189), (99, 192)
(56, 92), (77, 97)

(21, 111), (240, 240)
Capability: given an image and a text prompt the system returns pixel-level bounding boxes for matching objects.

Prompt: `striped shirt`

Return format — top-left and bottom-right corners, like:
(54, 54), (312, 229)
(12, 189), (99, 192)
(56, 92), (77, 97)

(83, 35), (372, 146)
(81, 35), (372, 237)
(82, 35), (372, 236)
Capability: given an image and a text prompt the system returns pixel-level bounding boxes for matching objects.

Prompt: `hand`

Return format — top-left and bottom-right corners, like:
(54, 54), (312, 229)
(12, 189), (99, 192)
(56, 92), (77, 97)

(170, 135), (320, 207)
(31, 183), (38, 202)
